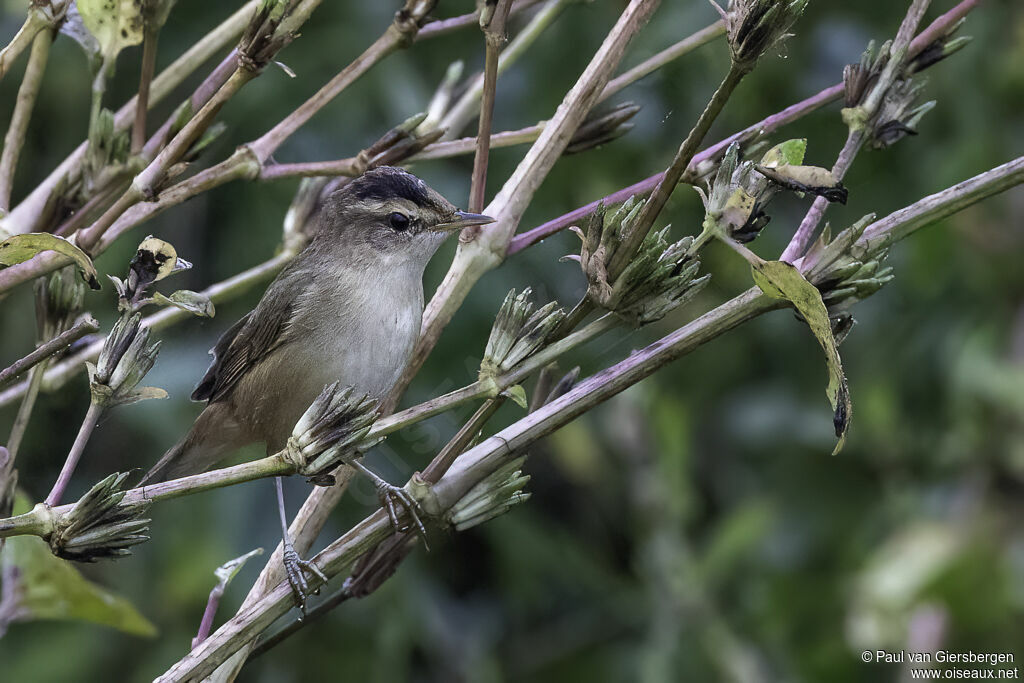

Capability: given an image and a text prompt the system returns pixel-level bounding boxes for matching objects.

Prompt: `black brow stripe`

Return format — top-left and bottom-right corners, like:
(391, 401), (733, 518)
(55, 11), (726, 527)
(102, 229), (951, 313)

(350, 169), (432, 207)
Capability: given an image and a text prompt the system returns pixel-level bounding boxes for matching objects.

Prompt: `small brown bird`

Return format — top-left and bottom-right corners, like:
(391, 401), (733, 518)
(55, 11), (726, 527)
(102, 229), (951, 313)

(141, 167), (491, 602)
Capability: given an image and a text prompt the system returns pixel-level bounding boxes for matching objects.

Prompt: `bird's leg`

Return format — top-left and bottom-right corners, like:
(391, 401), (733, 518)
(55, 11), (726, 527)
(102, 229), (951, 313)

(276, 476), (327, 615)
(349, 459), (428, 545)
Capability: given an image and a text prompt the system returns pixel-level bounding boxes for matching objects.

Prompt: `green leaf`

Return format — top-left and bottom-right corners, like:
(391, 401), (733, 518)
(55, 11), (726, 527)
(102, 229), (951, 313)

(1, 493), (157, 637)
(750, 259), (852, 454)
(501, 384), (529, 410)
(76, 0), (145, 62)
(152, 290), (215, 317)
(0, 233), (100, 289)
(759, 138), (806, 168)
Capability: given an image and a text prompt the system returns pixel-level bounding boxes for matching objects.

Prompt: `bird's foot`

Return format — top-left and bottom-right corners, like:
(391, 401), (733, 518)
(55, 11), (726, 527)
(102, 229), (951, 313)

(282, 541), (327, 615)
(351, 460), (428, 545)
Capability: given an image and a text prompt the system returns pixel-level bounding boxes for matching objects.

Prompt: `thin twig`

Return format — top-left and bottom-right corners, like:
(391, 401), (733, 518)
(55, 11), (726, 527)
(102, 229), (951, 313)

(0, 252), (293, 408)
(415, 0), (544, 41)
(507, 0), (980, 256)
(468, 0), (514, 215)
(781, 0), (934, 262)
(45, 402), (104, 506)
(420, 398), (504, 483)
(0, 5), (55, 82)
(0, 25), (53, 211)
(609, 64), (746, 278)
(131, 29), (161, 154)
(193, 582), (226, 649)
(157, 153), (1024, 679)
(1, 2), (256, 236)
(603, 19), (724, 100)
(437, 0), (575, 139)
(0, 316), (98, 388)
(404, 0), (660, 395)
(4, 359), (46, 462)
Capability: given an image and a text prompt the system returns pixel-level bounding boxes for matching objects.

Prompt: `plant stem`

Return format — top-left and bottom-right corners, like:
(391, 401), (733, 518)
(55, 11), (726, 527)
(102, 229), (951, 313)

(131, 29), (161, 155)
(380, 313), (617, 433)
(780, 129), (865, 262)
(415, 0), (544, 41)
(0, 5), (52, 82)
(0, 456), (291, 539)
(4, 359), (46, 462)
(506, 0), (982, 256)
(45, 402), (104, 506)
(245, 2), (435, 164)
(468, 0), (514, 215)
(0, 316), (98, 388)
(602, 20), (724, 100)
(193, 581), (226, 649)
(780, 0), (933, 263)
(862, 0), (934, 117)
(1, 2), (255, 236)
(0, 252), (293, 408)
(438, 0), (573, 139)
(161, 155), (1024, 680)
(404, 0), (660, 398)
(0, 24), (53, 210)
(127, 457), (290, 508)
(420, 398), (505, 483)
(859, 154), (1024, 253)
(608, 64), (746, 279)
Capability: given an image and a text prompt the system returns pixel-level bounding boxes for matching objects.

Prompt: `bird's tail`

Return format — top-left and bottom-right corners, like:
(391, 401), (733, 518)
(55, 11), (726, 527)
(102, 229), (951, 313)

(140, 403), (245, 485)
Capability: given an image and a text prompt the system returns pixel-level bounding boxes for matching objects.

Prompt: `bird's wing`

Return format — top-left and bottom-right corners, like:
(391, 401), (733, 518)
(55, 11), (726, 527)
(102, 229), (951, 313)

(191, 273), (301, 403)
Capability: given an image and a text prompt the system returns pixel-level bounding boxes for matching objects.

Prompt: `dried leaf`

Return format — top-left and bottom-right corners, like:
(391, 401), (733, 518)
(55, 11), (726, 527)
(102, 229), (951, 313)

(756, 164), (849, 204)
(152, 290), (215, 317)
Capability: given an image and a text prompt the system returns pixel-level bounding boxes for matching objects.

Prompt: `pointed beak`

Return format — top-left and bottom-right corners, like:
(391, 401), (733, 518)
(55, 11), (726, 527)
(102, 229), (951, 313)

(431, 210), (496, 233)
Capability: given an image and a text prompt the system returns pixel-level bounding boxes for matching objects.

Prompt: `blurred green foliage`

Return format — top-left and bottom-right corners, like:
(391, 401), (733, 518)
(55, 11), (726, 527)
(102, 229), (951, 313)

(1, 0), (1023, 680)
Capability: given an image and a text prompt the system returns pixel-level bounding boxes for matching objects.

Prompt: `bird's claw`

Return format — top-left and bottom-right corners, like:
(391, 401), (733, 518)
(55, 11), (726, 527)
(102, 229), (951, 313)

(282, 542), (327, 615)
(375, 480), (428, 546)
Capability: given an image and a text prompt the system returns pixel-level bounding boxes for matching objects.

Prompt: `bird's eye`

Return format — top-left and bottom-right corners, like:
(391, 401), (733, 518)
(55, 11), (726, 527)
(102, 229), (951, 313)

(388, 212), (410, 231)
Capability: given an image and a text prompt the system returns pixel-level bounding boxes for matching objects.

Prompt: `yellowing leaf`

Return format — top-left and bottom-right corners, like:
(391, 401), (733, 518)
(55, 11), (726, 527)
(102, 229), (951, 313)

(720, 187), (755, 232)
(1, 493), (157, 636)
(0, 233), (100, 289)
(751, 259), (852, 454)
(76, 0), (145, 62)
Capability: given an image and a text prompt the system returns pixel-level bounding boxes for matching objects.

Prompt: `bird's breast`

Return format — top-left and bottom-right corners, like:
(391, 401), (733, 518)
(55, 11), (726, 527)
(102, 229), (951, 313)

(239, 270), (424, 450)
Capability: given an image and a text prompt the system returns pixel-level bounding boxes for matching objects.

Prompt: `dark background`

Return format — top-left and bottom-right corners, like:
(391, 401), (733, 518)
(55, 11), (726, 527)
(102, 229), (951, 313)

(1, 0), (1023, 680)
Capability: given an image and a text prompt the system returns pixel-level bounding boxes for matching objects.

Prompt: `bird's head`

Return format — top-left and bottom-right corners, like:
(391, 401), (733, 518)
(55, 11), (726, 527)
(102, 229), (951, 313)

(315, 167), (494, 266)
